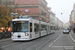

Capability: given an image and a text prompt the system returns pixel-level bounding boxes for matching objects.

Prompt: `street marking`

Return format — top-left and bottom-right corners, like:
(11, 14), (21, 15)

(53, 40), (56, 43)
(36, 33), (61, 50)
(0, 41), (11, 45)
(49, 34), (62, 47)
(51, 46), (74, 49)
(70, 34), (75, 42)
(0, 42), (20, 48)
(49, 43), (53, 47)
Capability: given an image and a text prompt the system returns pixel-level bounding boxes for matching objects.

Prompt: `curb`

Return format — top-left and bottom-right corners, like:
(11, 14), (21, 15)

(70, 34), (75, 42)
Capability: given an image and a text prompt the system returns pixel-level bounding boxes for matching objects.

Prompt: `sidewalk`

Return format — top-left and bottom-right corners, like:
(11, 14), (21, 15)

(69, 31), (75, 42)
(0, 38), (11, 43)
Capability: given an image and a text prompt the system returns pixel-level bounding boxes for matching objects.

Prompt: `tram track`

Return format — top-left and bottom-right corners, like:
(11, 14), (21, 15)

(20, 31), (61, 50)
(35, 31), (62, 50)
(0, 33), (53, 45)
(0, 38), (11, 42)
(35, 34), (62, 50)
(1, 31), (61, 50)
(21, 33), (60, 50)
(0, 39), (11, 45)
(1, 33), (55, 50)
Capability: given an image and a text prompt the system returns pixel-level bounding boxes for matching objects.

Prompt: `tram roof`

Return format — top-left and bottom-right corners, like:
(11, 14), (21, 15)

(12, 16), (49, 24)
(12, 18), (39, 22)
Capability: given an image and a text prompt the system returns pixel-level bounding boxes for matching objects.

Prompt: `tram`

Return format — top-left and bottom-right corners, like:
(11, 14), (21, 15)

(50, 25), (55, 33)
(11, 16), (52, 41)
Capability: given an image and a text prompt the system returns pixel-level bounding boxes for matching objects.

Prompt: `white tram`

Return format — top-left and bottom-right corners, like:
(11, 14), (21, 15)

(50, 25), (55, 33)
(11, 16), (53, 41)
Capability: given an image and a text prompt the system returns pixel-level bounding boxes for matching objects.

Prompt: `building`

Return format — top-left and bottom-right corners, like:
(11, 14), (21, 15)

(70, 3), (75, 27)
(15, 0), (50, 23)
(0, 0), (50, 23)
(63, 23), (69, 28)
(57, 19), (63, 29)
(48, 8), (64, 30)
(55, 16), (58, 29)
(48, 9), (55, 26)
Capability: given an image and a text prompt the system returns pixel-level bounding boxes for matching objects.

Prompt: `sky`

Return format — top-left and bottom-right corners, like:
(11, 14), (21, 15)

(46, 0), (75, 23)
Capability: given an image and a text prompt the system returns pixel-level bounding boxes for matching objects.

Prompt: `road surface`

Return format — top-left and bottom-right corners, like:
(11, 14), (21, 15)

(0, 30), (75, 50)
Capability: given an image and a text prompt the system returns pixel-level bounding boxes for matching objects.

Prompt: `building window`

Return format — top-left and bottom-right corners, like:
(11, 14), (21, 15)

(41, 12), (46, 17)
(16, 6), (38, 8)
(41, 1), (45, 8)
(1, 0), (14, 5)
(11, 0), (14, 5)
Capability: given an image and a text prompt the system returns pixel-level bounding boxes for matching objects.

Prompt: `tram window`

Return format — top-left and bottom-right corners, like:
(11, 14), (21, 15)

(30, 23), (32, 32)
(34, 23), (39, 32)
(45, 25), (47, 30)
(48, 26), (49, 28)
(12, 21), (28, 32)
(41, 25), (43, 30)
(41, 24), (45, 30)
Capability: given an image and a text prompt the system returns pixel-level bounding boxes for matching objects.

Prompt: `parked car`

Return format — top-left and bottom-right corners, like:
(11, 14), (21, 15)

(63, 28), (69, 34)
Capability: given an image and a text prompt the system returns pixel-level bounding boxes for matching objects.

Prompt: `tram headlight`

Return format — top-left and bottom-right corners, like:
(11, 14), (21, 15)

(11, 34), (14, 36)
(25, 34), (29, 36)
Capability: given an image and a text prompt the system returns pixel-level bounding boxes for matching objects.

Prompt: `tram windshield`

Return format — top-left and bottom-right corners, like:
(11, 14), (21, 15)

(12, 21), (28, 32)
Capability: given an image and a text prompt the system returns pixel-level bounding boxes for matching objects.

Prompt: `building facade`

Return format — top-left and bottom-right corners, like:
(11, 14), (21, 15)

(70, 3), (75, 27)
(0, 0), (50, 23)
(48, 10), (55, 26)
(57, 18), (63, 29)
(55, 17), (58, 29)
(48, 8), (64, 30)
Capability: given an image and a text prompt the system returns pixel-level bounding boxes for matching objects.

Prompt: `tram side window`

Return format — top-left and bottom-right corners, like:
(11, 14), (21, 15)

(41, 25), (47, 31)
(47, 25), (48, 30)
(34, 23), (39, 32)
(44, 25), (47, 30)
(30, 23), (32, 32)
(48, 26), (49, 29)
(41, 24), (44, 30)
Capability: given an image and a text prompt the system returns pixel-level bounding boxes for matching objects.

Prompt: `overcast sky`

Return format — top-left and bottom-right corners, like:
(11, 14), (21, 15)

(46, 0), (75, 23)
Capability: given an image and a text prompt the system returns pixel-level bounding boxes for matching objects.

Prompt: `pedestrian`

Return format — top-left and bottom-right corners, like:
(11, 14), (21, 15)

(73, 27), (75, 33)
